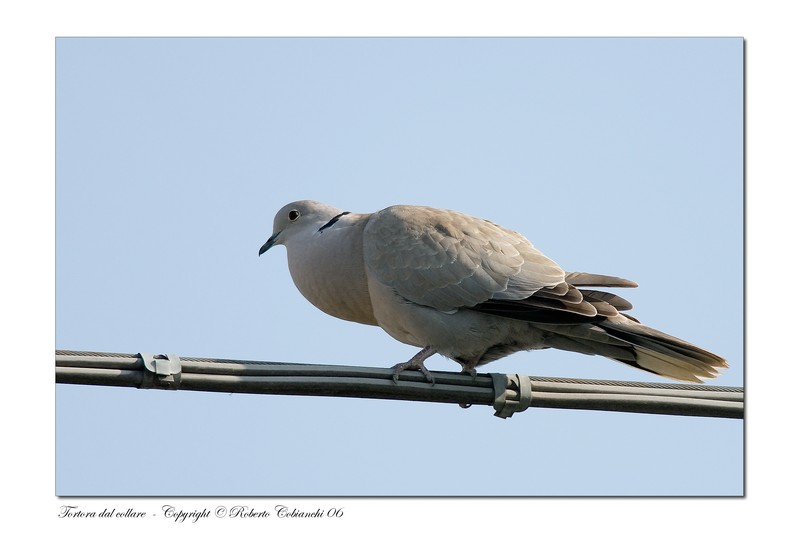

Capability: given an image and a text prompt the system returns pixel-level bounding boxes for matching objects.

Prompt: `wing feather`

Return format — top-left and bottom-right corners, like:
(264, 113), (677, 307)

(363, 205), (564, 311)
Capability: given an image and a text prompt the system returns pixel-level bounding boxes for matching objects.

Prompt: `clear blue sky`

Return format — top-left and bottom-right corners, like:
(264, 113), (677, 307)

(55, 37), (743, 496)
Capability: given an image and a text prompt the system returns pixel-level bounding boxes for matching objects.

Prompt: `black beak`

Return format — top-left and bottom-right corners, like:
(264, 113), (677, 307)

(259, 232), (281, 256)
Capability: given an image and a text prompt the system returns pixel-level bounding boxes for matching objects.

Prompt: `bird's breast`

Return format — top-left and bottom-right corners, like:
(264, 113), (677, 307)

(286, 225), (378, 326)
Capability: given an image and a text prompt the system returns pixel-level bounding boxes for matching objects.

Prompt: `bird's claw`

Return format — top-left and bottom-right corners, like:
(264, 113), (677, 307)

(391, 361), (435, 385)
(390, 346), (438, 384)
(461, 367), (478, 381)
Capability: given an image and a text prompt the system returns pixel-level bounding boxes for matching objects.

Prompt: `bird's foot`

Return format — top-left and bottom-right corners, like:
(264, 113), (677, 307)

(391, 361), (435, 384)
(460, 367), (478, 380)
(457, 364), (478, 407)
(391, 346), (437, 384)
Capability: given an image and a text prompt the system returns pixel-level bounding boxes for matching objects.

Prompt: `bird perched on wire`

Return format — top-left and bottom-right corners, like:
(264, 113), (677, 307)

(259, 200), (727, 384)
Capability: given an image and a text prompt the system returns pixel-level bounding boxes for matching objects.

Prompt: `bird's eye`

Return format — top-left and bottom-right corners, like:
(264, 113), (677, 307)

(288, 209), (301, 221)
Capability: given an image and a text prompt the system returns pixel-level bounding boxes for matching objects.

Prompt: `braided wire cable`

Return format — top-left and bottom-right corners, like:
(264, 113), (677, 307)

(55, 349), (743, 419)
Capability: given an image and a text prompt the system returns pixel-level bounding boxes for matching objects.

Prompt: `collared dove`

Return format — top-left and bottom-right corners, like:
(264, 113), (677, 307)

(259, 200), (727, 383)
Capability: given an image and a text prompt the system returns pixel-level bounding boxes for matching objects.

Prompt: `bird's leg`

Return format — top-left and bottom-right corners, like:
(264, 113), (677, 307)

(391, 346), (437, 384)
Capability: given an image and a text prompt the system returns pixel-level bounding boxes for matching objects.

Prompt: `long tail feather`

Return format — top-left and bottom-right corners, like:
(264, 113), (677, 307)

(472, 272), (728, 382)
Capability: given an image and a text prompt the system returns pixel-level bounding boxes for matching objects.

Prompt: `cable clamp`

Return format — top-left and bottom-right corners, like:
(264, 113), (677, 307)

(139, 352), (182, 389)
(491, 373), (532, 419)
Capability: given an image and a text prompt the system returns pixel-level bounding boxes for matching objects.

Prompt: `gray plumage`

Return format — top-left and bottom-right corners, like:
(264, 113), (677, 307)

(259, 200), (728, 383)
